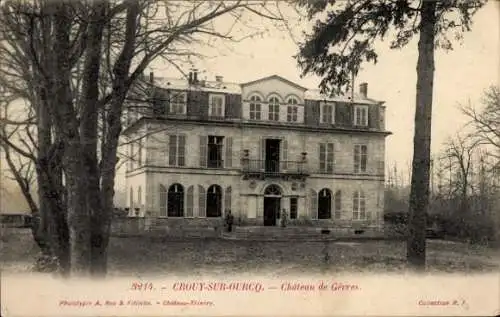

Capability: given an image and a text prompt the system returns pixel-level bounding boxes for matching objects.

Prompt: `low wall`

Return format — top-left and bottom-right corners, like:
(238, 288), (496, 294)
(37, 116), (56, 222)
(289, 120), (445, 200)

(110, 217), (223, 238)
(110, 217), (154, 236)
(111, 216), (384, 238)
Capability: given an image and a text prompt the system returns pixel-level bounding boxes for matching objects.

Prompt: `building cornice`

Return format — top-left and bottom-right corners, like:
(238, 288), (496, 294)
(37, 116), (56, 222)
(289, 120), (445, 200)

(122, 116), (393, 137)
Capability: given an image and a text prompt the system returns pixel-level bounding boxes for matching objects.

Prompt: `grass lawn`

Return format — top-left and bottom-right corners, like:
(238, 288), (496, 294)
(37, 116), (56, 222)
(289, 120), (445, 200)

(2, 228), (499, 276)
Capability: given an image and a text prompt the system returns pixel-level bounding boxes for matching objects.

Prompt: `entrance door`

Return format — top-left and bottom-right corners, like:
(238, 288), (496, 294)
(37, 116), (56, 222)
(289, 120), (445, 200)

(265, 139), (280, 173)
(263, 197), (280, 226)
(263, 184), (282, 226)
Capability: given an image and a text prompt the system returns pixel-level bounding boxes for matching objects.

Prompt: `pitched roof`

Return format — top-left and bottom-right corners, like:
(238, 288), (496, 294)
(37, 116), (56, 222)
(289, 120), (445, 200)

(149, 77), (242, 94)
(304, 89), (381, 105)
(240, 74), (308, 91)
(146, 75), (383, 104)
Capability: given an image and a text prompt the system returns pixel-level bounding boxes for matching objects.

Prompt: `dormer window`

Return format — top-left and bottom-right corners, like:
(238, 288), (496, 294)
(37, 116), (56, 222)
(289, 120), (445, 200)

(320, 102), (335, 124)
(268, 96), (280, 121)
(169, 91), (187, 114)
(287, 97), (298, 122)
(354, 105), (369, 126)
(249, 95), (262, 120)
(209, 94), (225, 117)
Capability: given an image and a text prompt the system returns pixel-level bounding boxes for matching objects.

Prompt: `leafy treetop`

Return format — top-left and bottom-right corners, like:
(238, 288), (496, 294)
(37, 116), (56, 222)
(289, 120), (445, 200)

(294, 0), (486, 96)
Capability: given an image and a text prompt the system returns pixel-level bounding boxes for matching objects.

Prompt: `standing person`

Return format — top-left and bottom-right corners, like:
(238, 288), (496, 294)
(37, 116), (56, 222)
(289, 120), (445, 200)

(225, 210), (234, 232)
(281, 209), (287, 228)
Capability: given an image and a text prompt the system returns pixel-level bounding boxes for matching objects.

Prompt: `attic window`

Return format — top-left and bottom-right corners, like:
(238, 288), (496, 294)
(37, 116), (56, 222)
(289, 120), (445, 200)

(354, 105), (368, 126)
(169, 91), (187, 115)
(209, 94), (225, 117)
(320, 102), (335, 124)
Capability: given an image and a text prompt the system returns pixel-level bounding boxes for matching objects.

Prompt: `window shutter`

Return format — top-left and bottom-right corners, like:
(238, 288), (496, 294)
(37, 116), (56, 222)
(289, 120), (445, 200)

(199, 136), (208, 167)
(282, 139), (288, 170)
(163, 132), (169, 166)
(319, 143), (325, 172)
(225, 186), (232, 213)
(198, 185), (206, 217)
(334, 190), (342, 219)
(361, 145), (368, 172)
(260, 138), (266, 171)
(309, 189), (317, 219)
(178, 135), (186, 166)
(186, 186), (194, 217)
(327, 143), (334, 173)
(168, 135), (177, 166)
(225, 137), (233, 168)
(354, 145), (360, 173)
(159, 185), (167, 217)
(360, 192), (366, 219)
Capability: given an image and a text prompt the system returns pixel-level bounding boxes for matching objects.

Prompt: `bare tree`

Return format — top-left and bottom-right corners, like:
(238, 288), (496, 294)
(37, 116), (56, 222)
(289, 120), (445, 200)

(439, 133), (481, 231)
(462, 86), (500, 166)
(0, 0), (285, 277)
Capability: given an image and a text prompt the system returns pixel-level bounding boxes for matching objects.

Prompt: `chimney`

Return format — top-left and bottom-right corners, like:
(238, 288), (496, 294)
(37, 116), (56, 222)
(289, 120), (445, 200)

(149, 71), (154, 83)
(215, 75), (223, 83)
(188, 71), (193, 84)
(193, 69), (198, 83)
(359, 82), (368, 98)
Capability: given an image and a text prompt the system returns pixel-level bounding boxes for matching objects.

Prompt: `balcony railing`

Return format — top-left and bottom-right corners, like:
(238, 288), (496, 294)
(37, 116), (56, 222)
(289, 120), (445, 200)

(242, 159), (308, 176)
(207, 159), (224, 169)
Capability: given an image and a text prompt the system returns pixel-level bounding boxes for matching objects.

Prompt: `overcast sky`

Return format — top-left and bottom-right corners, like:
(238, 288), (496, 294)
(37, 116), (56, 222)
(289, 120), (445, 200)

(2, 2), (499, 211)
(149, 0), (499, 185)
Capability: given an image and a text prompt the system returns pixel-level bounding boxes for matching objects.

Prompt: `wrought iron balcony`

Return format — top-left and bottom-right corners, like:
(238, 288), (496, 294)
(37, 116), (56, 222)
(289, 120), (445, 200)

(241, 159), (308, 178)
(207, 159), (224, 169)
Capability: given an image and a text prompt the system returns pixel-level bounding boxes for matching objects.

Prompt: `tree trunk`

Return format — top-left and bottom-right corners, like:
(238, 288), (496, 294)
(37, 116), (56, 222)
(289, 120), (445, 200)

(406, 1), (437, 270)
(36, 85), (70, 273)
(90, 0), (141, 276)
(52, 2), (92, 276)
(79, 0), (107, 277)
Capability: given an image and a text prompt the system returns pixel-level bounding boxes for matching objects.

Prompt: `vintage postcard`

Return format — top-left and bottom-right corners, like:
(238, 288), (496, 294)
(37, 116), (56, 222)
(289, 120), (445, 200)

(1, 0), (499, 316)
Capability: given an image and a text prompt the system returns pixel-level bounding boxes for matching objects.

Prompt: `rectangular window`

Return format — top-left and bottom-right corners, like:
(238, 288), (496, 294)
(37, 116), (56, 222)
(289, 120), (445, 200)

(250, 103), (261, 120)
(320, 103), (334, 124)
(209, 94), (225, 117)
(290, 197), (298, 219)
(169, 92), (187, 114)
(319, 143), (334, 173)
(352, 191), (366, 220)
(354, 105), (368, 126)
(207, 135), (224, 168)
(168, 135), (186, 166)
(268, 104), (279, 121)
(354, 145), (368, 173)
(287, 106), (298, 122)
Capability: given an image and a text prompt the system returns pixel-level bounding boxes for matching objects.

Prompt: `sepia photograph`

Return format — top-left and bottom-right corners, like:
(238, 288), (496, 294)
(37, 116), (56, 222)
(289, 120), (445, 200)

(1, 0), (499, 316)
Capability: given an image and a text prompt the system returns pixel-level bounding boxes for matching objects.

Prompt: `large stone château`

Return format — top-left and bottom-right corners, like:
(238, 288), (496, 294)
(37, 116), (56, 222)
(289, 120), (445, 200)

(123, 71), (390, 229)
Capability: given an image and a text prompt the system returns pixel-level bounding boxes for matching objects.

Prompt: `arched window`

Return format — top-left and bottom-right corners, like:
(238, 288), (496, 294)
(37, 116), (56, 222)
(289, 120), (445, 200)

(352, 190), (366, 220)
(168, 183), (184, 217)
(206, 185), (222, 217)
(264, 184), (282, 196)
(287, 97), (298, 122)
(159, 185), (167, 217)
(318, 188), (332, 219)
(249, 95), (262, 120)
(334, 190), (342, 219)
(268, 96), (280, 121)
